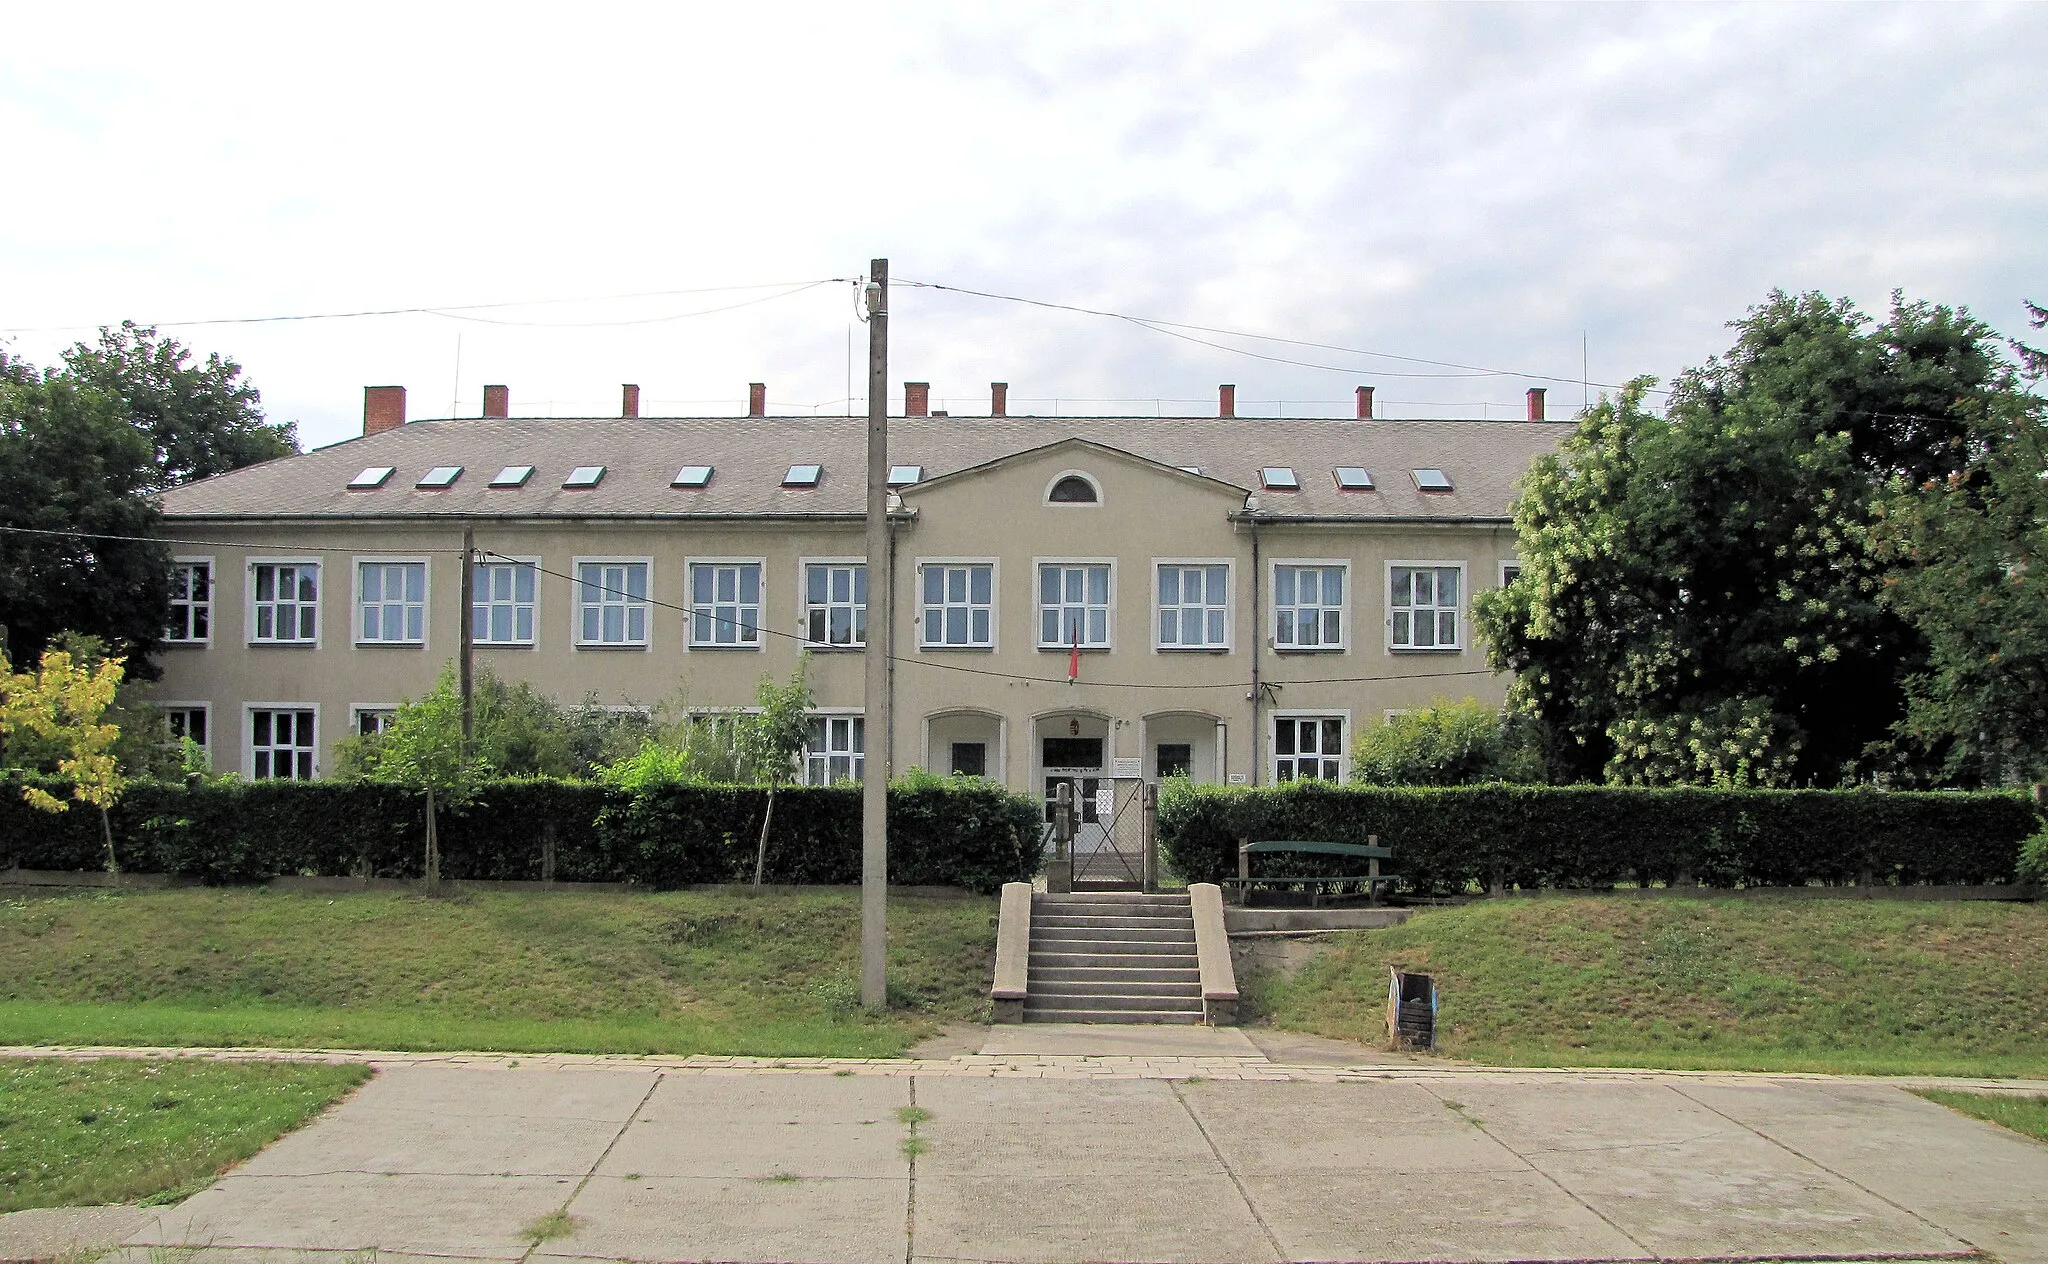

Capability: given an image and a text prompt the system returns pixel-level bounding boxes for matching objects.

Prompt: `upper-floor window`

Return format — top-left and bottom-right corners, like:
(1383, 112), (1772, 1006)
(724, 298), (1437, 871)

(689, 561), (763, 647)
(576, 560), (649, 647)
(921, 563), (994, 648)
(1390, 564), (1463, 650)
(804, 714), (864, 785)
(804, 562), (867, 648)
(472, 560), (537, 645)
(250, 561), (319, 644)
(166, 560), (211, 643)
(1157, 563), (1229, 649)
(1273, 563), (1344, 650)
(1500, 561), (1523, 587)
(1046, 473), (1099, 504)
(1039, 563), (1111, 649)
(358, 561), (426, 644)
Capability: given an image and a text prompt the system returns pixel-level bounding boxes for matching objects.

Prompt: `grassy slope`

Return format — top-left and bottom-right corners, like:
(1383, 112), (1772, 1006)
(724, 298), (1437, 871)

(0, 888), (996, 1057)
(1250, 897), (2048, 1078)
(0, 1058), (370, 1211)
(1914, 1090), (2048, 1142)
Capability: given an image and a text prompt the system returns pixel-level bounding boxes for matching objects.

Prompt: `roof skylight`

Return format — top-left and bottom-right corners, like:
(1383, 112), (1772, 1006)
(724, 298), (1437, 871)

(348, 466), (394, 490)
(417, 466), (463, 488)
(1260, 467), (1300, 491)
(887, 465), (923, 487)
(1334, 467), (1375, 491)
(490, 465), (534, 488)
(563, 466), (606, 488)
(673, 465), (713, 488)
(783, 464), (822, 487)
(1412, 468), (1454, 492)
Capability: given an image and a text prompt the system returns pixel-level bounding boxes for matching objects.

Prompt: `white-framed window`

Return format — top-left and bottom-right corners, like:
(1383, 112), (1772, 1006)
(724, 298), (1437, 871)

(688, 559), (765, 648)
(1272, 561), (1346, 650)
(1037, 560), (1113, 649)
(1155, 560), (1230, 650)
(920, 561), (996, 649)
(248, 706), (318, 780)
(163, 703), (209, 754)
(1273, 713), (1348, 783)
(805, 713), (865, 785)
(472, 558), (538, 645)
(575, 558), (651, 647)
(1389, 562), (1464, 650)
(1499, 561), (1523, 587)
(802, 560), (866, 648)
(356, 559), (428, 645)
(351, 706), (397, 738)
(166, 559), (212, 643)
(249, 559), (321, 645)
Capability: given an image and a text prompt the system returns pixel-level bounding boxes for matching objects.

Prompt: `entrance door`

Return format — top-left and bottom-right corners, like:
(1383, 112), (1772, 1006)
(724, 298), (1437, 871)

(1042, 736), (1106, 855)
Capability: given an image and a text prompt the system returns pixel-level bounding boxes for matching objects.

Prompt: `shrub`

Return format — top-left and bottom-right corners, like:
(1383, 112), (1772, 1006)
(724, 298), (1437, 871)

(2020, 826), (2048, 886)
(1352, 697), (1512, 785)
(1158, 779), (2041, 893)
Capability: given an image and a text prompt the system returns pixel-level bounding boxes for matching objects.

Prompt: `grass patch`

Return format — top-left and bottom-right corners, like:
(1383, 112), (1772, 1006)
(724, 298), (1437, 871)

(1248, 897), (2048, 1078)
(0, 888), (997, 1057)
(1914, 1091), (2048, 1143)
(520, 1210), (577, 1244)
(0, 1057), (369, 1212)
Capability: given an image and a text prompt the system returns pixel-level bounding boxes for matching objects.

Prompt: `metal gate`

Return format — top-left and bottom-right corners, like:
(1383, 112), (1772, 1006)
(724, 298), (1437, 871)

(1068, 777), (1153, 890)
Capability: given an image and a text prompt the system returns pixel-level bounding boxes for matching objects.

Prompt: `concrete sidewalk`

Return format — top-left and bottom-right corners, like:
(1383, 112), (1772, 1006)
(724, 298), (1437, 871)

(20, 1049), (2036, 1264)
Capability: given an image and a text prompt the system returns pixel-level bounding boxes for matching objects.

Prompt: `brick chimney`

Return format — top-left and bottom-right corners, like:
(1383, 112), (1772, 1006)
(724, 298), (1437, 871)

(483, 385), (509, 419)
(1526, 387), (1547, 421)
(991, 382), (1008, 417)
(1218, 384), (1236, 418)
(621, 384), (640, 418)
(749, 383), (767, 417)
(905, 382), (930, 417)
(1356, 386), (1375, 419)
(364, 386), (406, 436)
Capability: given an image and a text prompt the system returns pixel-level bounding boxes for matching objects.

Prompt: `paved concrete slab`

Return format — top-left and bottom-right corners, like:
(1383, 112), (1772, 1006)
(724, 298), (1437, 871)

(979, 1021), (1264, 1057)
(0, 1204), (151, 1263)
(76, 1058), (2048, 1264)
(1239, 1026), (1437, 1066)
(549, 1174), (909, 1264)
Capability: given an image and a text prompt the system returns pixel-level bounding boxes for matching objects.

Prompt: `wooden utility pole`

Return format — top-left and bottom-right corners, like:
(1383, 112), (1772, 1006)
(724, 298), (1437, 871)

(860, 259), (891, 1011)
(459, 526), (476, 754)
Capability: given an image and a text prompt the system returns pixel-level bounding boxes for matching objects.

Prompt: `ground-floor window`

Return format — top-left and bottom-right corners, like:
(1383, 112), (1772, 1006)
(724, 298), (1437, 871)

(950, 742), (987, 777)
(251, 708), (317, 780)
(1156, 743), (1193, 779)
(165, 705), (208, 749)
(1273, 715), (1346, 782)
(805, 715), (864, 785)
(354, 708), (397, 738)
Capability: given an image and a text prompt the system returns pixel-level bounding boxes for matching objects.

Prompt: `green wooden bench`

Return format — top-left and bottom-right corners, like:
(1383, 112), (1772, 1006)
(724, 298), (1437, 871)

(1222, 836), (1397, 907)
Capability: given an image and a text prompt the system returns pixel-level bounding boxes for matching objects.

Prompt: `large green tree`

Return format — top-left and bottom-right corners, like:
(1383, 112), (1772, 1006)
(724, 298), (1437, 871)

(60, 322), (297, 489)
(0, 355), (171, 671)
(1477, 291), (2033, 787)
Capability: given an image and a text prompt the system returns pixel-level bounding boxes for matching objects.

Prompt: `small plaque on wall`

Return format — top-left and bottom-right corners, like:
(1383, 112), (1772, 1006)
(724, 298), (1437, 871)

(1228, 773), (1248, 784)
(1111, 757), (1142, 779)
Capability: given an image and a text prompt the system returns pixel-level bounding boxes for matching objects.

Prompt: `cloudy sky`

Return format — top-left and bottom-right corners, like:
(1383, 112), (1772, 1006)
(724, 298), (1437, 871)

(3, 3), (2043, 449)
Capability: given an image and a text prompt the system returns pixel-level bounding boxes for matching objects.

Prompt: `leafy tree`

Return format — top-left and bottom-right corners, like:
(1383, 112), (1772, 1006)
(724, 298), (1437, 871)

(341, 664), (485, 891)
(0, 646), (129, 871)
(0, 356), (171, 672)
(743, 657), (814, 886)
(1352, 697), (1512, 785)
(59, 322), (297, 489)
(336, 665), (650, 781)
(1477, 291), (2032, 787)
(1873, 302), (2048, 784)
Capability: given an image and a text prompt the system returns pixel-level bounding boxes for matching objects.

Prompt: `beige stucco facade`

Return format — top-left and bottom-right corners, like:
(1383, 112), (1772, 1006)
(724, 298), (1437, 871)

(152, 436), (1521, 798)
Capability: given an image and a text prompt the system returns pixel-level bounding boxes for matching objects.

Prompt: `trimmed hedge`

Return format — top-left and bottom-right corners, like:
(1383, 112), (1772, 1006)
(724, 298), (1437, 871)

(0, 776), (1042, 893)
(1159, 781), (2044, 893)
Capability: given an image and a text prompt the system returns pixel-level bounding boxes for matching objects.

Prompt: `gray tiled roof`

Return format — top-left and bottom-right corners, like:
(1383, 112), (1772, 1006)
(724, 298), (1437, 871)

(158, 414), (1566, 521)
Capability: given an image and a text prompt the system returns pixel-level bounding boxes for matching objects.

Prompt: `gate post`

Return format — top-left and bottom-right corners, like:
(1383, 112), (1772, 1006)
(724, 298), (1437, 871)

(1047, 781), (1074, 894)
(1141, 781), (1158, 893)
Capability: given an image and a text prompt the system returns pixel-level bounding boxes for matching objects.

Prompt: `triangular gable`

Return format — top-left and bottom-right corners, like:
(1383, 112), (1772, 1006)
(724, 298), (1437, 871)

(897, 435), (1249, 501)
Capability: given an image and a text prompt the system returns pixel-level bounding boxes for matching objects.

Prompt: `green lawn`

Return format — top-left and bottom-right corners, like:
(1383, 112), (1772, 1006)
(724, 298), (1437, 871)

(0, 1058), (369, 1211)
(1914, 1090), (2048, 1143)
(0, 888), (997, 1057)
(1248, 896), (2048, 1078)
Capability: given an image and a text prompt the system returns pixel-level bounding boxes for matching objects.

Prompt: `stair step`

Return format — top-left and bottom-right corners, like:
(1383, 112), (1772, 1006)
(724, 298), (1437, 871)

(1023, 1006), (1205, 1024)
(1029, 937), (1195, 955)
(1029, 965), (1201, 984)
(1028, 980), (1201, 999)
(1031, 927), (1193, 945)
(1034, 913), (1193, 928)
(1035, 891), (1187, 904)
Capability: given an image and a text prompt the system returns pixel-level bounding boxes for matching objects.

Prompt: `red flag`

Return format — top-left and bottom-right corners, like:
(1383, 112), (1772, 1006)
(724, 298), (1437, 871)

(1068, 623), (1080, 683)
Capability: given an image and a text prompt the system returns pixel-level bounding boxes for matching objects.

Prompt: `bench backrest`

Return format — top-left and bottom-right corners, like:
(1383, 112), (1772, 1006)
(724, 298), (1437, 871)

(1243, 840), (1393, 860)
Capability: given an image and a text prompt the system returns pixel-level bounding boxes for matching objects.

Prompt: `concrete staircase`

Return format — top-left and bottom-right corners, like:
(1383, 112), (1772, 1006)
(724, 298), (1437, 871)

(1025, 891), (1205, 1024)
